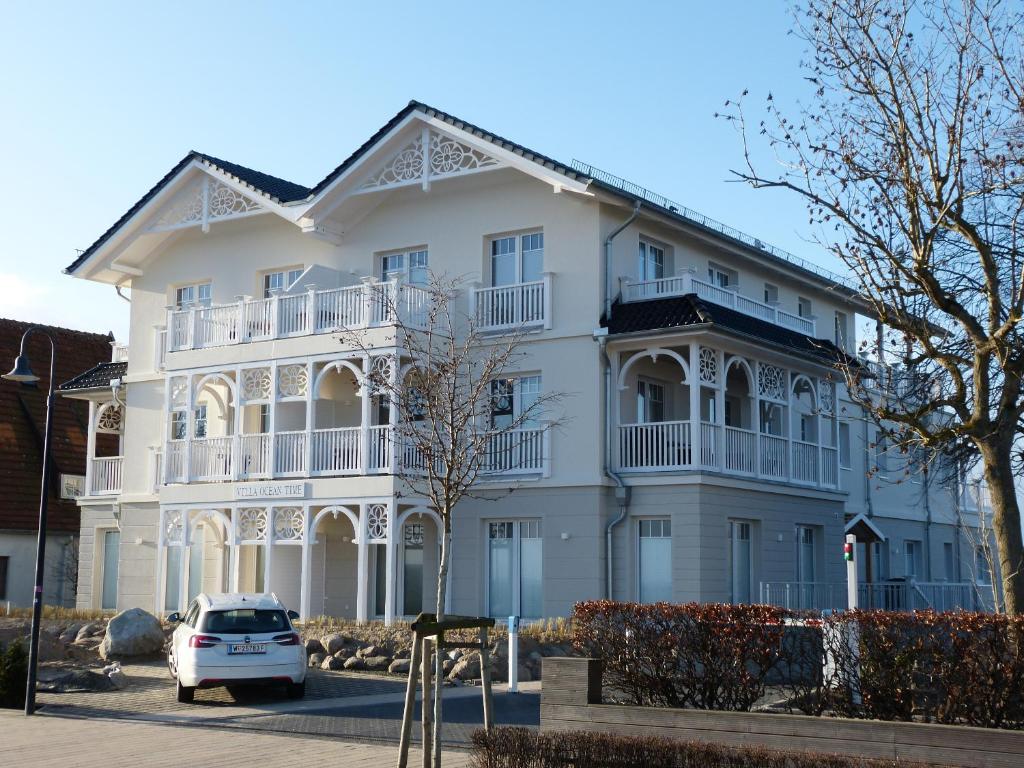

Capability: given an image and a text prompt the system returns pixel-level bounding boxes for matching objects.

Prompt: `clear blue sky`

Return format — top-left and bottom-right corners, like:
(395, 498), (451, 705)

(0, 1), (832, 341)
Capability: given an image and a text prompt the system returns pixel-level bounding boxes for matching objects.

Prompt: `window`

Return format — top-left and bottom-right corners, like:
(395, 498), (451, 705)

(402, 523), (425, 616)
(490, 233), (543, 286)
(797, 296), (813, 318)
(834, 311), (849, 350)
(729, 521), (753, 604)
(487, 520), (542, 618)
(193, 404), (208, 439)
(759, 402), (783, 436)
(259, 404), (270, 434)
(489, 375), (541, 429)
(263, 268), (304, 298)
(171, 411), (187, 440)
(201, 609), (289, 634)
(381, 249), (429, 285)
(943, 542), (956, 581)
(639, 518), (672, 603)
(764, 283), (779, 304)
(637, 240), (665, 282)
(636, 379), (666, 423)
(796, 525), (816, 583)
(60, 474), (85, 499)
(165, 546), (182, 611)
(976, 546), (992, 584)
(175, 282), (211, 309)
(100, 530), (120, 610)
(838, 423), (852, 469)
(904, 540), (923, 579)
(0, 556), (8, 600)
(708, 262), (737, 289)
(874, 434), (889, 476)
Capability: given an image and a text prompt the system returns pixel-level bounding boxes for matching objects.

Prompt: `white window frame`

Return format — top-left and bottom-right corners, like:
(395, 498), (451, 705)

(380, 248), (429, 285)
(903, 539), (923, 579)
(489, 374), (542, 429)
(262, 267), (304, 298)
(707, 262), (737, 289)
(797, 296), (813, 319)
(728, 520), (754, 604)
(795, 525), (817, 583)
(488, 232), (543, 287)
(93, 525), (120, 611)
(763, 283), (779, 304)
(398, 522), (427, 618)
(484, 519), (542, 618)
(975, 545), (992, 585)
(637, 239), (665, 282)
(637, 517), (672, 603)
(174, 281), (212, 309)
(636, 377), (666, 424)
(60, 473), (86, 499)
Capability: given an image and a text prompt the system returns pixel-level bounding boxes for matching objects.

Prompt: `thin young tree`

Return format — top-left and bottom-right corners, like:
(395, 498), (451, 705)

(338, 274), (564, 766)
(721, 0), (1024, 613)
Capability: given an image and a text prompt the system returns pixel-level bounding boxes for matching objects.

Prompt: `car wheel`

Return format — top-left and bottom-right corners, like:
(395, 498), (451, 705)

(287, 680), (306, 700)
(176, 679), (195, 703)
(167, 649), (177, 679)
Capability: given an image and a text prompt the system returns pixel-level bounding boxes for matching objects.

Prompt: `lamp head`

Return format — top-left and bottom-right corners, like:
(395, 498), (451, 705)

(3, 354), (39, 384)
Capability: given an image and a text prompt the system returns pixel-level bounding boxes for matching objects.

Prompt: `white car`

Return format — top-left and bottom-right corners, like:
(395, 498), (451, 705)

(167, 593), (306, 703)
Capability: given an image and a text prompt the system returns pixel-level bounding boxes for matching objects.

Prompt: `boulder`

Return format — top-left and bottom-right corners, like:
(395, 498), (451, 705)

(37, 670), (114, 693)
(59, 623), (84, 644)
(388, 658), (411, 675)
(358, 644), (383, 658)
(363, 655), (391, 671)
(343, 656), (366, 671)
(394, 647), (411, 660)
(322, 633), (346, 655)
(442, 658), (455, 674)
(448, 654), (481, 681)
(321, 656), (344, 671)
(304, 637), (324, 655)
(309, 652), (326, 667)
(333, 647), (353, 660)
(36, 632), (67, 662)
(100, 608), (165, 660)
(517, 664), (533, 683)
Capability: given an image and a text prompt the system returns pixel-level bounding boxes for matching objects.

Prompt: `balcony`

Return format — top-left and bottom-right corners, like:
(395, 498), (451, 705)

(470, 275), (552, 332)
(88, 456), (123, 495)
(616, 421), (839, 489)
(759, 580), (995, 612)
(622, 272), (816, 336)
(161, 425), (548, 485)
(167, 280), (431, 352)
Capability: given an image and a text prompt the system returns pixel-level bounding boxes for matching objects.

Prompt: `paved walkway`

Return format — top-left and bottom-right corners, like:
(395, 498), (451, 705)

(2, 710), (474, 768)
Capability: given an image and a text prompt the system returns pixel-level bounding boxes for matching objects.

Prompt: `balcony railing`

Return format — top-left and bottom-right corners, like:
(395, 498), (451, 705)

(621, 273), (816, 336)
(471, 275), (552, 332)
(167, 280), (431, 352)
(616, 421), (839, 490)
(161, 426), (547, 484)
(89, 456), (123, 495)
(760, 580), (995, 612)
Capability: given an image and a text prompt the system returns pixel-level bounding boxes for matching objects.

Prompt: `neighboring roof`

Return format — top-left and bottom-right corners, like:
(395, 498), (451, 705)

(602, 294), (855, 366)
(0, 318), (116, 533)
(846, 512), (887, 543)
(59, 361), (127, 392)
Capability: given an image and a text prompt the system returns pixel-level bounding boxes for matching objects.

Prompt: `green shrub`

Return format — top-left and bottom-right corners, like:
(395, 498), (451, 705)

(470, 727), (926, 768)
(0, 640), (28, 709)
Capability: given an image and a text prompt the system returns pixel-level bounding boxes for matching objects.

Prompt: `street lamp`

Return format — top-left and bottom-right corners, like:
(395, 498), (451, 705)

(3, 327), (56, 716)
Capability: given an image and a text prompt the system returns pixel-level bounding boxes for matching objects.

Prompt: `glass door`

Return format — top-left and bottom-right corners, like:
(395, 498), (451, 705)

(101, 530), (120, 610)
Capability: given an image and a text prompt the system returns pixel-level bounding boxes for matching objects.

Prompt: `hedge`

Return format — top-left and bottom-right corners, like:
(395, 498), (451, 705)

(470, 727), (927, 768)
(0, 639), (28, 709)
(573, 601), (1024, 729)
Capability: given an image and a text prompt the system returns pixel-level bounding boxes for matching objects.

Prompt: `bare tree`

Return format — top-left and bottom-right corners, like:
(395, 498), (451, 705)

(720, 0), (1024, 613)
(339, 275), (565, 765)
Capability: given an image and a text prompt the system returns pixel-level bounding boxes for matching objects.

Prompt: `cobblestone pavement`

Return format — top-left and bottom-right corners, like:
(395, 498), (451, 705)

(35, 660), (541, 746)
(2, 710), (474, 768)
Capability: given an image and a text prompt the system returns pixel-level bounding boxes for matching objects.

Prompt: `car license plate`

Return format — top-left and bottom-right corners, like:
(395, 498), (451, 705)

(229, 643), (267, 655)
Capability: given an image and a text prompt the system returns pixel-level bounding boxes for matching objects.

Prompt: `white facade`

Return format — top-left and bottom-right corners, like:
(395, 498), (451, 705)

(61, 102), (994, 620)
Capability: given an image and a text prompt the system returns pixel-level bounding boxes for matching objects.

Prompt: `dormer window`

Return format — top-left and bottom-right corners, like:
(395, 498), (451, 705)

(263, 268), (303, 298)
(637, 240), (664, 282)
(175, 282), (211, 309)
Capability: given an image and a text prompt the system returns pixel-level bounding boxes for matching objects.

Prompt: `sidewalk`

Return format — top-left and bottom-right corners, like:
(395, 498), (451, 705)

(1, 710), (473, 768)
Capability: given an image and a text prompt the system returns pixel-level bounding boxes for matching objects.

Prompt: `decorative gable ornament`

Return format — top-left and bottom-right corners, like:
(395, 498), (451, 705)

(148, 175), (264, 233)
(359, 128), (501, 192)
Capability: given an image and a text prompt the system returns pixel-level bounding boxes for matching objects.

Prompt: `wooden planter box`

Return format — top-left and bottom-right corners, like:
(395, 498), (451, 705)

(541, 657), (1024, 768)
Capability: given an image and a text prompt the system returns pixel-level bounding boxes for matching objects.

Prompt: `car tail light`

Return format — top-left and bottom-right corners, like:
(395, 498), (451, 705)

(189, 634), (222, 648)
(273, 633), (300, 646)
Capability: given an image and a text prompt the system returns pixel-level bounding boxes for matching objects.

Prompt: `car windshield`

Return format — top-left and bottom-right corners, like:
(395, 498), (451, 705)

(201, 609), (289, 634)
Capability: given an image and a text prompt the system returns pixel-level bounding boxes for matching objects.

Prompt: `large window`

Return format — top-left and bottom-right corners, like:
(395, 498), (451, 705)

(487, 520), (542, 619)
(101, 530), (120, 610)
(763, 283), (779, 304)
(729, 520), (753, 604)
(707, 262), (737, 288)
(165, 546), (182, 611)
(904, 540), (923, 579)
(489, 375), (541, 429)
(636, 379), (666, 423)
(490, 233), (543, 287)
(381, 249), (429, 285)
(175, 282), (211, 309)
(637, 240), (664, 282)
(796, 525), (816, 583)
(797, 296), (813, 319)
(263, 268), (304, 298)
(638, 518), (672, 603)
(943, 542), (956, 581)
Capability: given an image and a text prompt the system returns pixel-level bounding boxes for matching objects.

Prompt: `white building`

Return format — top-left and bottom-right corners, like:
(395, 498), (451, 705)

(59, 101), (994, 621)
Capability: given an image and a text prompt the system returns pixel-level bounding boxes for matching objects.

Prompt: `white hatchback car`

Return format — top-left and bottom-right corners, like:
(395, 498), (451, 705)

(167, 593), (306, 703)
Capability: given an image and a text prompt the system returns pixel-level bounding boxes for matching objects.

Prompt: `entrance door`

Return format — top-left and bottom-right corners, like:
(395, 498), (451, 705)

(402, 523), (425, 616)
(101, 530), (120, 610)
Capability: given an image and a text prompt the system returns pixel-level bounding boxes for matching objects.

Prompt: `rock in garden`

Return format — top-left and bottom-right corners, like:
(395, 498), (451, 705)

(38, 669), (115, 693)
(358, 644), (383, 658)
(309, 652), (326, 667)
(304, 638), (324, 655)
(333, 647), (352, 660)
(448, 654), (481, 681)
(321, 656), (344, 671)
(442, 659), (455, 674)
(59, 623), (84, 643)
(517, 664), (533, 683)
(75, 624), (100, 642)
(343, 656), (366, 671)
(100, 608), (165, 660)
(394, 647), (411, 660)
(388, 658), (411, 675)
(363, 655), (391, 671)
(322, 633), (346, 655)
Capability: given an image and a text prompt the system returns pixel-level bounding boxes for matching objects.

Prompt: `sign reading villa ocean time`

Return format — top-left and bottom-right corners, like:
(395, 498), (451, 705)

(234, 482), (305, 500)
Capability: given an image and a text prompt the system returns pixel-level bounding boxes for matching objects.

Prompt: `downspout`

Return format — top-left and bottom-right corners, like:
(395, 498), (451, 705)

(600, 201), (641, 600)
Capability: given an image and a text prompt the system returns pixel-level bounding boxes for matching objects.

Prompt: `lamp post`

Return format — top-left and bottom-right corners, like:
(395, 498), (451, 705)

(3, 326), (56, 716)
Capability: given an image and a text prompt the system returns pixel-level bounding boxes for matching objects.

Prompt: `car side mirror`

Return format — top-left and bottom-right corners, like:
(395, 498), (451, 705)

(287, 610), (300, 621)
(167, 612), (181, 623)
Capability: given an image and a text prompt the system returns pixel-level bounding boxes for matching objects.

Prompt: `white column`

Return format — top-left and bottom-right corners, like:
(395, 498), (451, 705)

(229, 505), (241, 592)
(263, 507), (274, 595)
(384, 500), (397, 625)
(388, 354), (399, 474)
(299, 505), (312, 619)
(715, 348), (726, 472)
(184, 373), (195, 482)
(753, 361), (762, 479)
(688, 344), (701, 467)
(268, 361), (278, 478)
(359, 356), (371, 475)
(542, 271), (554, 330)
(178, 512), (190, 612)
(231, 365), (242, 481)
(356, 503), (369, 622)
(304, 360), (315, 475)
(786, 371), (794, 483)
(86, 400), (97, 495)
(155, 508), (166, 616)
(162, 374), (172, 484)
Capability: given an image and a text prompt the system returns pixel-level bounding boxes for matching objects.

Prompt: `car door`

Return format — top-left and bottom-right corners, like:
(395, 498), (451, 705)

(173, 600), (199, 660)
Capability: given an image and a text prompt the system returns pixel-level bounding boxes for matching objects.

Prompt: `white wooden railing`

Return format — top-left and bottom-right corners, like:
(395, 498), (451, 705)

(275, 431), (307, 477)
(311, 427), (361, 476)
(89, 456), (123, 495)
(110, 343), (129, 363)
(791, 440), (819, 484)
(618, 421), (692, 470)
(724, 426), (756, 474)
(761, 580), (994, 612)
(238, 434), (272, 479)
(167, 280), (432, 352)
(480, 427), (548, 475)
(621, 273), (817, 336)
(759, 434), (788, 480)
(190, 436), (233, 481)
(471, 275), (552, 332)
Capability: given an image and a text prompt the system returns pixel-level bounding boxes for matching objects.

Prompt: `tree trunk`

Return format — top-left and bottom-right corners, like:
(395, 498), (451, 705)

(980, 441), (1024, 615)
(431, 516), (451, 768)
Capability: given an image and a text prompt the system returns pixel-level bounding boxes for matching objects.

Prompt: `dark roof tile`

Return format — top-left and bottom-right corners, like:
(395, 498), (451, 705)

(59, 361), (127, 392)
